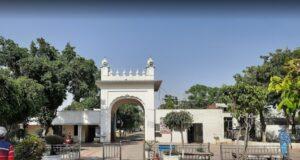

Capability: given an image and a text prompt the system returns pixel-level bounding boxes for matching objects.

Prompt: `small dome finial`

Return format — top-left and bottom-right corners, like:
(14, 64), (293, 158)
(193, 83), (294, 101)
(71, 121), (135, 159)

(101, 58), (108, 67)
(147, 57), (154, 67)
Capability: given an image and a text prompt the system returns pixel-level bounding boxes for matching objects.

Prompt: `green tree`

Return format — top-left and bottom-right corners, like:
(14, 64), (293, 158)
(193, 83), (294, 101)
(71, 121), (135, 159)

(116, 104), (143, 132)
(67, 56), (97, 102)
(0, 69), (44, 130)
(235, 48), (300, 105)
(220, 83), (266, 155)
(186, 84), (221, 108)
(163, 111), (193, 158)
(64, 96), (100, 111)
(234, 48), (300, 140)
(20, 38), (69, 135)
(268, 59), (300, 134)
(0, 37), (29, 77)
(61, 43), (76, 62)
(0, 36), (97, 135)
(159, 94), (178, 109)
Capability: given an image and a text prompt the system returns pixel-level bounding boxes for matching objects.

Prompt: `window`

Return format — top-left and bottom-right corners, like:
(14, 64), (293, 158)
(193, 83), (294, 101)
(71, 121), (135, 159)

(74, 125), (78, 136)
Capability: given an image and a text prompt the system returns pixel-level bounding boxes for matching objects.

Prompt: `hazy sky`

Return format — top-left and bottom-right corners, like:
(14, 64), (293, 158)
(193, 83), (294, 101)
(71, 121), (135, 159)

(1, 1), (300, 107)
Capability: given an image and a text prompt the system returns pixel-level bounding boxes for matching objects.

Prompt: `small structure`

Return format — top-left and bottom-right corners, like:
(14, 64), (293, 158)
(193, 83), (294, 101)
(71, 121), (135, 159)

(52, 110), (101, 142)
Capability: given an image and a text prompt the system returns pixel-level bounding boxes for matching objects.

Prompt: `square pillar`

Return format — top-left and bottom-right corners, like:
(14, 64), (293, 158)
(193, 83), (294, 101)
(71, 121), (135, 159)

(78, 125), (82, 143)
(100, 108), (111, 142)
(145, 108), (155, 141)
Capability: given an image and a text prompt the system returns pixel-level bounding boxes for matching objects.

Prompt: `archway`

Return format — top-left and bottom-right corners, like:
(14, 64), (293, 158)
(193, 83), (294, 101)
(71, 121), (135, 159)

(97, 58), (161, 143)
(110, 97), (145, 142)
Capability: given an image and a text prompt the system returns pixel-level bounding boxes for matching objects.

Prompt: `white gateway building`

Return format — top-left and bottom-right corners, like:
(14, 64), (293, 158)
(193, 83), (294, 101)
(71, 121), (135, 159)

(28, 58), (232, 144)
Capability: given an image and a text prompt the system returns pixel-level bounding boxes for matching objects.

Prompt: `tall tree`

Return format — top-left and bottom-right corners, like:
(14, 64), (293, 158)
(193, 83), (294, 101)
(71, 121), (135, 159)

(67, 57), (97, 101)
(234, 48), (300, 140)
(0, 36), (97, 135)
(20, 38), (69, 135)
(268, 59), (300, 134)
(220, 83), (266, 155)
(235, 48), (300, 105)
(186, 84), (221, 108)
(0, 69), (44, 129)
(0, 37), (29, 77)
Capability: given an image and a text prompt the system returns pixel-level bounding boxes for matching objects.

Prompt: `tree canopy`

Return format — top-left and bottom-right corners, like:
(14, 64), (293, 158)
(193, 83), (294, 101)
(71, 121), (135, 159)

(64, 96), (100, 111)
(186, 84), (221, 108)
(0, 36), (98, 134)
(220, 83), (267, 118)
(116, 104), (143, 132)
(268, 59), (300, 133)
(159, 94), (179, 109)
(163, 111), (193, 157)
(0, 69), (44, 127)
(163, 111), (193, 133)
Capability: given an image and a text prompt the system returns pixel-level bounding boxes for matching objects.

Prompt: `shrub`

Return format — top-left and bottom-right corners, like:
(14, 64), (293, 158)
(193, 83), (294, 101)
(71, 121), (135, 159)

(45, 135), (64, 145)
(15, 135), (46, 160)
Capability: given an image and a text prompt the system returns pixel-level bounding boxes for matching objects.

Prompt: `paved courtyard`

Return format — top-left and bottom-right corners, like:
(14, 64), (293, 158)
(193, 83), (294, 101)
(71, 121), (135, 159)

(81, 142), (300, 160)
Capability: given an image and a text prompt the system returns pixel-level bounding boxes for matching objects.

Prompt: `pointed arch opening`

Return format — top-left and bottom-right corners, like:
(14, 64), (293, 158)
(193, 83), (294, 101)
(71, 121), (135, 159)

(110, 96), (145, 142)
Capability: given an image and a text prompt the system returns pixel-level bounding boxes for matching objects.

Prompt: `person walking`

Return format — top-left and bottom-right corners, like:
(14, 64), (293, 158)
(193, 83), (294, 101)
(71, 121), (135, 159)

(279, 126), (292, 160)
(0, 127), (14, 160)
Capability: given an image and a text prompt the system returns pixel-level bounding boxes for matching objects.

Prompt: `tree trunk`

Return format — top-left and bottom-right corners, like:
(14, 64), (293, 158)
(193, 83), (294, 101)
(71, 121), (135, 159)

(291, 110), (296, 134)
(283, 108), (291, 131)
(236, 120), (242, 158)
(42, 126), (50, 137)
(243, 115), (250, 160)
(169, 130), (173, 156)
(180, 130), (184, 158)
(259, 110), (267, 142)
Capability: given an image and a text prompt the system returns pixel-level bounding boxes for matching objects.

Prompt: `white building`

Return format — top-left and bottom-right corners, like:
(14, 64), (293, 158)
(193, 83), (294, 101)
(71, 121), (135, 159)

(24, 58), (298, 144)
(26, 58), (235, 143)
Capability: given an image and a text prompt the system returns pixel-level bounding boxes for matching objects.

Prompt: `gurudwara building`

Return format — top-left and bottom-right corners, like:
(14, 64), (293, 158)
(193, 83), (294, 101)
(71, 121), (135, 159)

(27, 58), (235, 143)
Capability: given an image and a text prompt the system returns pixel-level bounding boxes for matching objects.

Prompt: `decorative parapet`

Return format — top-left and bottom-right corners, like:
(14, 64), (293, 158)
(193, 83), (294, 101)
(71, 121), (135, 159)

(100, 58), (155, 81)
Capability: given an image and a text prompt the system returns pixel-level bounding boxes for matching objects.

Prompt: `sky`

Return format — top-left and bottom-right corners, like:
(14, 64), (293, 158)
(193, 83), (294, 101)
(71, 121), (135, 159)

(1, 1), (300, 107)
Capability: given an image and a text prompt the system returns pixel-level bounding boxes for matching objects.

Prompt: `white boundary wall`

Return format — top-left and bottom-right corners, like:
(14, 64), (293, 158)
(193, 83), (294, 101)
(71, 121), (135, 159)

(155, 109), (228, 143)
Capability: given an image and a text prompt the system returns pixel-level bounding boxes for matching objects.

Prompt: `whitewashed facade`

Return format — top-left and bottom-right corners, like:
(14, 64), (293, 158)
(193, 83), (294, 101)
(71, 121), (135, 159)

(96, 58), (161, 142)
(30, 58), (232, 143)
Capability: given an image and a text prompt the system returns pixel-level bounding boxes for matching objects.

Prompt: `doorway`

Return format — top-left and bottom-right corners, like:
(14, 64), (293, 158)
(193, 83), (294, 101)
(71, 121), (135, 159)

(188, 123), (203, 143)
(110, 98), (145, 142)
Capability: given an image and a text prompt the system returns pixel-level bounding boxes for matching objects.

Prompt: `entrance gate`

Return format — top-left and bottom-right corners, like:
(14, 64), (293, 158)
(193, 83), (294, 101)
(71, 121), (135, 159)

(102, 141), (145, 160)
(102, 142), (122, 160)
(96, 58), (161, 143)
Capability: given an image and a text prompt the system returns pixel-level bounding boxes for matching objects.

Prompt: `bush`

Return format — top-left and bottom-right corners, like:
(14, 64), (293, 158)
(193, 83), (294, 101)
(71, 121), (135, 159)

(45, 135), (64, 145)
(15, 135), (46, 160)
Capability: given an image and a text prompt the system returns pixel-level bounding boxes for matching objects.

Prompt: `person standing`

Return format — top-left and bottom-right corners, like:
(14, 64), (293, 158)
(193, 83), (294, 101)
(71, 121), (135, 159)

(279, 126), (292, 160)
(0, 127), (14, 160)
